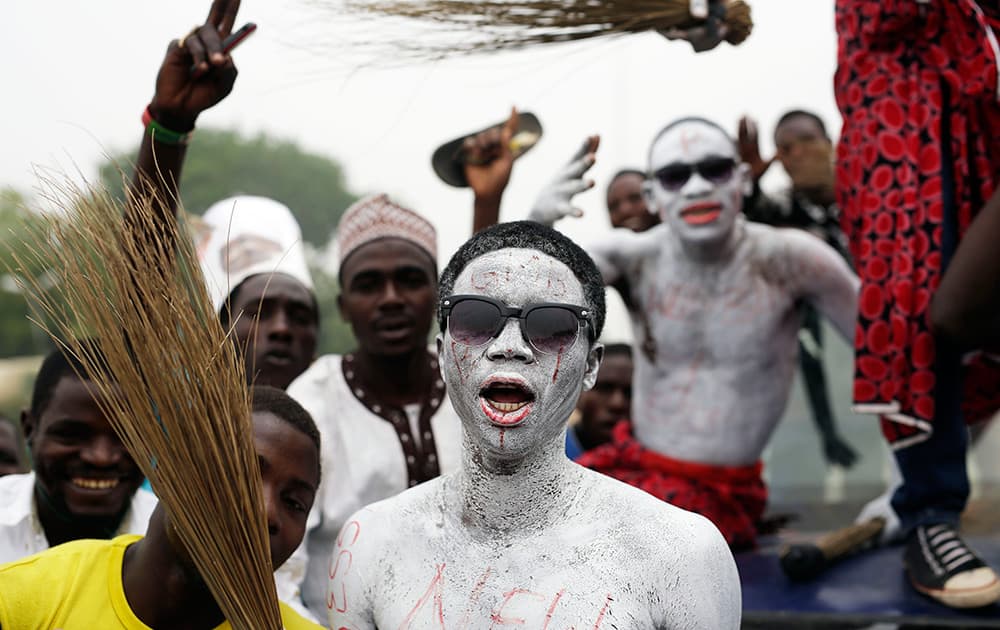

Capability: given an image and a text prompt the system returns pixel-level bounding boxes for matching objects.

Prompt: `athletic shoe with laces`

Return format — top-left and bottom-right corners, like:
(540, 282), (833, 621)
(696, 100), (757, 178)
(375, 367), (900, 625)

(904, 523), (1000, 608)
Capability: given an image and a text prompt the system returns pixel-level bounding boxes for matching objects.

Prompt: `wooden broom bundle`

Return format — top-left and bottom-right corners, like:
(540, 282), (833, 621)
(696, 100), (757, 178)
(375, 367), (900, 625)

(341, 0), (752, 56)
(8, 179), (282, 629)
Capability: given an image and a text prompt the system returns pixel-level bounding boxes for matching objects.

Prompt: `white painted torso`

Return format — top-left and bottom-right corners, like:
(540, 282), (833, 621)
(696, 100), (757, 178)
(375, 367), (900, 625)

(592, 221), (857, 466)
(287, 354), (464, 614)
(631, 223), (799, 465)
(328, 465), (740, 630)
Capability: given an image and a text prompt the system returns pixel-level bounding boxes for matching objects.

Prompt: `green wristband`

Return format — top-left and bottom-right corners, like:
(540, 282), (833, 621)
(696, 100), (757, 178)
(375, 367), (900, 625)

(142, 106), (193, 146)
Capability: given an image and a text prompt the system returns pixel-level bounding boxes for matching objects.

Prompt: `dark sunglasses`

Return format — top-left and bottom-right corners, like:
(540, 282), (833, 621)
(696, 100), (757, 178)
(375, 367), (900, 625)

(653, 157), (737, 191)
(440, 295), (593, 355)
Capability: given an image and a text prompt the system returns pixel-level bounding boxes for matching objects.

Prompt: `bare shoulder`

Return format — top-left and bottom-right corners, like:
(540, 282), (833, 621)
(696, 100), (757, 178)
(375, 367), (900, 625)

(746, 223), (843, 282)
(629, 223), (669, 252)
(592, 224), (664, 259)
(576, 470), (740, 627)
(745, 221), (825, 256)
(579, 468), (727, 552)
(343, 477), (448, 546)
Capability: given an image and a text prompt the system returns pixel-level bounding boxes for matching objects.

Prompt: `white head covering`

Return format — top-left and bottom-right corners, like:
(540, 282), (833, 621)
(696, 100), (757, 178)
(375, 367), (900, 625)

(195, 195), (314, 315)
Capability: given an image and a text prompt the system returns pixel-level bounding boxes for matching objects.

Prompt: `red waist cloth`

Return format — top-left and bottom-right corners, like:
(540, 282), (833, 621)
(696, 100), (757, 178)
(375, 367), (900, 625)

(576, 421), (766, 551)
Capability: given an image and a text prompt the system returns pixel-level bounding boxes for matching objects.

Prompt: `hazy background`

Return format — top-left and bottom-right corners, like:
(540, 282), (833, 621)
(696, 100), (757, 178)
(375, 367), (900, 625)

(3, 0), (998, 496)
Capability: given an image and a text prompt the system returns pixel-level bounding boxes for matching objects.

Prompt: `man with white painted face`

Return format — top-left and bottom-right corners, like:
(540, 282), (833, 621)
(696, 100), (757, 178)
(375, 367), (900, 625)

(544, 117), (859, 550)
(327, 221), (739, 630)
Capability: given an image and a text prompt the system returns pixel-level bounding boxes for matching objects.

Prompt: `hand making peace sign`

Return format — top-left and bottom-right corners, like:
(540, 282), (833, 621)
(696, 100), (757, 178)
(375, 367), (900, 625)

(148, 0), (245, 132)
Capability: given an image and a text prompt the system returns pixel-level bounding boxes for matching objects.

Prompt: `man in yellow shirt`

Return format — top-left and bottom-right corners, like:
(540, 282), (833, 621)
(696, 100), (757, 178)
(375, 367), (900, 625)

(0, 386), (322, 630)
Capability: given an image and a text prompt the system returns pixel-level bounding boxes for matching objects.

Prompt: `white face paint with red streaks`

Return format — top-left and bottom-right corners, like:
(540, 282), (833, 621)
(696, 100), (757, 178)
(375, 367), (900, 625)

(582, 118), (859, 468)
(444, 249), (591, 462)
(647, 119), (750, 248)
(327, 247), (741, 630)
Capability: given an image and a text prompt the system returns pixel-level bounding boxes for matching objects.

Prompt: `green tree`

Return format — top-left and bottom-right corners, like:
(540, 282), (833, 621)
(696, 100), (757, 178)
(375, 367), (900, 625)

(0, 188), (55, 358)
(100, 128), (359, 356)
(100, 128), (357, 248)
(310, 263), (356, 356)
(100, 128), (357, 353)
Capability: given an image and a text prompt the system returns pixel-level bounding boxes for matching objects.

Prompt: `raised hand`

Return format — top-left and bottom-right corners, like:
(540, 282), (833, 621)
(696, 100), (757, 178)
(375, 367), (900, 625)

(528, 135), (600, 226)
(149, 0), (244, 131)
(464, 107), (519, 203)
(131, 0), (248, 228)
(737, 116), (773, 183)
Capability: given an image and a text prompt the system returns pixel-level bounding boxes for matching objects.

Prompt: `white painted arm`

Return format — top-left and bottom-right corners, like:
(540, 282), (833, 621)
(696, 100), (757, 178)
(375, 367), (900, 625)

(657, 515), (742, 629)
(784, 230), (860, 342)
(328, 512), (378, 630)
(586, 231), (632, 286)
(528, 136), (599, 227)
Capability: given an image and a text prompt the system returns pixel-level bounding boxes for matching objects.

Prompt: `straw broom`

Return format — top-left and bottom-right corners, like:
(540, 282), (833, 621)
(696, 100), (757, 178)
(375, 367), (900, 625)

(7, 178), (282, 629)
(340, 0), (752, 56)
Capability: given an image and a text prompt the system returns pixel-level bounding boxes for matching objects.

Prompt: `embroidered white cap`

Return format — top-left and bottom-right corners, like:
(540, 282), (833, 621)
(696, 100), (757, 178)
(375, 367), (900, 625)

(195, 195), (314, 315)
(336, 193), (437, 266)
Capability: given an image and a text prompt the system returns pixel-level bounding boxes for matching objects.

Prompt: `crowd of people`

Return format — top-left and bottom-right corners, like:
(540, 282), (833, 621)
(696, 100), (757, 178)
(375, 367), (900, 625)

(0, 0), (998, 627)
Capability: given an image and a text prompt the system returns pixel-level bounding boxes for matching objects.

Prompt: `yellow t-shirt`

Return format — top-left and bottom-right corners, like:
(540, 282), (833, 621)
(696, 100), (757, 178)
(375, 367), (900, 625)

(0, 534), (321, 630)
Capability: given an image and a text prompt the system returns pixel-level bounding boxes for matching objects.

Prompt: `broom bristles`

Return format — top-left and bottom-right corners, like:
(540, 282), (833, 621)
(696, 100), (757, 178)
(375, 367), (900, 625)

(336, 0), (752, 57)
(7, 177), (282, 629)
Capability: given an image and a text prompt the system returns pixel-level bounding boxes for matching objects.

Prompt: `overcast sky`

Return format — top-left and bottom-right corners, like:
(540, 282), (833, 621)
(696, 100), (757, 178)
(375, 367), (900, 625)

(2, 1), (838, 232)
(2, 2), (837, 336)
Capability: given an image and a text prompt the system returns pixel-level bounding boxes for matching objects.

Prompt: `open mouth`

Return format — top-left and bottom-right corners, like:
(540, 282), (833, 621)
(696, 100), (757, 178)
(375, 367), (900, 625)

(262, 349), (294, 366)
(70, 477), (121, 491)
(374, 318), (415, 340)
(680, 202), (723, 225)
(622, 216), (649, 231)
(479, 376), (536, 426)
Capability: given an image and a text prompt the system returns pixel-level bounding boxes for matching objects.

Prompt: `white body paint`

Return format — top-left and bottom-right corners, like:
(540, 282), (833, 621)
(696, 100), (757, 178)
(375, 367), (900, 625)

(588, 120), (859, 466)
(328, 249), (740, 629)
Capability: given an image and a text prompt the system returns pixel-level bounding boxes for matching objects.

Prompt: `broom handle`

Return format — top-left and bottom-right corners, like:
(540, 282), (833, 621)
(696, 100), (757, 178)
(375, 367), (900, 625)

(779, 517), (886, 581)
(814, 517), (885, 559)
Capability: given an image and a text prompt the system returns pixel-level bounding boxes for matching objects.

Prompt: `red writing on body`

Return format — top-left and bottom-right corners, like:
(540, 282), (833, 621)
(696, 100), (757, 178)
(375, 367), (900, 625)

(400, 564), (613, 629)
(399, 563), (447, 630)
(328, 520), (362, 613)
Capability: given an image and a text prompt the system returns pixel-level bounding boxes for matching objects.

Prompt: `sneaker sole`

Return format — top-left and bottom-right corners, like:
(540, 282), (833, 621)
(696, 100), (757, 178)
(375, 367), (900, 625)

(910, 573), (1000, 609)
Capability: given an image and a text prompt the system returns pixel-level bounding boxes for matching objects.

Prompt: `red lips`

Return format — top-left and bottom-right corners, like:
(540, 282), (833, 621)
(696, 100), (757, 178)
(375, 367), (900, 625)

(680, 202), (723, 225)
(479, 376), (536, 427)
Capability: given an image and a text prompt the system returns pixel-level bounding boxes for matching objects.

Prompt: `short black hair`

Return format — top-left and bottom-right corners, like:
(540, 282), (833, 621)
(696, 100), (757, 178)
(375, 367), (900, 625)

(602, 343), (633, 360)
(30, 340), (107, 418)
(647, 116), (736, 169)
(438, 221), (606, 340)
(607, 169), (646, 192)
(219, 274), (321, 327)
(251, 385), (321, 479)
(775, 109), (828, 139)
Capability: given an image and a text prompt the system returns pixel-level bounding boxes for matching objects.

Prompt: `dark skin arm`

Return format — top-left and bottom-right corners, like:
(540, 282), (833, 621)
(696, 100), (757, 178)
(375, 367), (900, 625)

(119, 7), (246, 626)
(130, 0), (242, 228)
(464, 108), (519, 234)
(815, 407), (859, 468)
(931, 186), (1000, 348)
(737, 116), (773, 184)
(122, 505), (226, 629)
